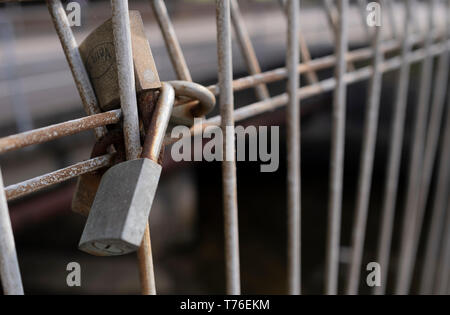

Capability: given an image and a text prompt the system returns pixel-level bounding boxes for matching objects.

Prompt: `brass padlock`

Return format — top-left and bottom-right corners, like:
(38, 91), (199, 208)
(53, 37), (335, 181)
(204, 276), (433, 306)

(79, 10), (161, 111)
(78, 83), (174, 256)
(72, 10), (161, 216)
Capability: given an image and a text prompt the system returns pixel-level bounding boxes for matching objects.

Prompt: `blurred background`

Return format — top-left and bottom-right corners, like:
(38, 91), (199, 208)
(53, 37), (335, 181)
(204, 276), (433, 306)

(0, 0), (448, 294)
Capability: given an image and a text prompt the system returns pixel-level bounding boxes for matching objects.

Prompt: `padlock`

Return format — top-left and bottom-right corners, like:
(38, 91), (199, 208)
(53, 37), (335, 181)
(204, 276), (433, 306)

(78, 83), (175, 256)
(79, 10), (161, 111)
(72, 10), (161, 216)
(72, 129), (126, 217)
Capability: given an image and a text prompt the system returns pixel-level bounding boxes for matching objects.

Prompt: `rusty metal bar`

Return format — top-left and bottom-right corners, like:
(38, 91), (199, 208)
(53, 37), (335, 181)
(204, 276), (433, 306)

(230, 0), (270, 100)
(46, 0), (106, 139)
(357, 0), (371, 39)
(346, 4), (383, 294)
(150, 0), (192, 81)
(5, 154), (113, 201)
(111, 0), (155, 296)
(216, 0), (241, 295)
(325, 0), (348, 295)
(401, 0), (450, 295)
(278, 0), (319, 85)
(420, 94), (450, 295)
(395, 0), (438, 295)
(1, 36), (446, 203)
(375, 0), (414, 296)
(206, 32), (440, 96)
(286, 0), (301, 295)
(111, 0), (141, 161)
(435, 198), (450, 294)
(0, 168), (24, 295)
(0, 110), (121, 155)
(384, 0), (398, 39)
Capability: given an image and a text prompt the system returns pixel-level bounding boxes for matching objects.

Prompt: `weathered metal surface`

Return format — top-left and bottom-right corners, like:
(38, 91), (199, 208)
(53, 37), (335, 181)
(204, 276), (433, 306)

(286, 0), (301, 296)
(0, 110), (121, 154)
(396, 0), (439, 295)
(150, 0), (192, 82)
(216, 0), (241, 295)
(5, 154), (113, 201)
(278, 0), (319, 84)
(47, 0), (106, 139)
(78, 81), (173, 262)
(420, 89), (450, 294)
(165, 38), (450, 147)
(377, 0), (414, 295)
(0, 169), (24, 295)
(347, 2), (384, 294)
(325, 0), (348, 295)
(169, 80), (216, 126)
(230, 0), (270, 101)
(78, 158), (162, 256)
(111, 0), (155, 296)
(142, 83), (175, 161)
(79, 10), (161, 112)
(71, 171), (103, 217)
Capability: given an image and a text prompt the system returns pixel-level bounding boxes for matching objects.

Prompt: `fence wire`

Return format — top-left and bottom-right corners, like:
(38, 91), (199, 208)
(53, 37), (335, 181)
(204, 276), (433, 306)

(0, 0), (449, 295)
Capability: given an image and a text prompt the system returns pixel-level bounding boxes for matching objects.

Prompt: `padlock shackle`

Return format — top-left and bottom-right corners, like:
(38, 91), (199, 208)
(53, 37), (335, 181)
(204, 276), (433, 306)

(142, 82), (175, 161)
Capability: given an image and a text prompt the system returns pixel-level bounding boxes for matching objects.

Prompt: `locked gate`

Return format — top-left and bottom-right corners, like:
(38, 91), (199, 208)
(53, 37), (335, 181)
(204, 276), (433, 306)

(0, 0), (449, 295)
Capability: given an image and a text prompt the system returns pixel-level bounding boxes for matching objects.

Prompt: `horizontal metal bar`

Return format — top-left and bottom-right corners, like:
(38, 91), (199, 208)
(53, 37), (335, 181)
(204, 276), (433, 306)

(206, 33), (443, 96)
(0, 110), (122, 154)
(167, 38), (450, 144)
(5, 154), (113, 201)
(0, 35), (441, 155)
(2, 38), (448, 202)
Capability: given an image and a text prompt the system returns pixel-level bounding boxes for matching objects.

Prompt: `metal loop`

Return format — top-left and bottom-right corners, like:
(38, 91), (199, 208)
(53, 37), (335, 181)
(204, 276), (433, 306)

(167, 80), (216, 126)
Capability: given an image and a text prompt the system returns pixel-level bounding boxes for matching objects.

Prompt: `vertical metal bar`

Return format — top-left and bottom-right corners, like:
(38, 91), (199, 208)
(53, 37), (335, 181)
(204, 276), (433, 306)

(357, 0), (371, 40)
(323, 0), (354, 72)
(346, 3), (383, 294)
(278, 0), (319, 85)
(324, 0), (349, 295)
(150, 0), (192, 81)
(111, 0), (156, 295)
(216, 0), (241, 295)
(384, 0), (398, 40)
(407, 0), (450, 293)
(374, 0), (413, 296)
(420, 96), (450, 295)
(323, 0), (339, 40)
(286, 0), (301, 295)
(435, 198), (450, 294)
(47, 0), (106, 139)
(111, 0), (142, 161)
(0, 168), (24, 295)
(395, 0), (437, 295)
(230, 0), (270, 101)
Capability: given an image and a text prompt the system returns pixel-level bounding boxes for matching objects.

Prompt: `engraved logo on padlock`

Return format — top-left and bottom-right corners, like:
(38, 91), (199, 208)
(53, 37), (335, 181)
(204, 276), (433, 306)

(78, 83), (175, 256)
(79, 10), (161, 111)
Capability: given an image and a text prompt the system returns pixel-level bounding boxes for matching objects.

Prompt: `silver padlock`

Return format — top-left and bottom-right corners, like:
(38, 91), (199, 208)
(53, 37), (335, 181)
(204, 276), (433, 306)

(78, 83), (175, 256)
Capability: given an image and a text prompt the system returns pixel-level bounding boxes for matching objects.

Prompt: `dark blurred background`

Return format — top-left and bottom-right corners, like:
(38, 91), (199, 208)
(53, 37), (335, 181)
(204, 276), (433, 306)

(0, 0), (447, 294)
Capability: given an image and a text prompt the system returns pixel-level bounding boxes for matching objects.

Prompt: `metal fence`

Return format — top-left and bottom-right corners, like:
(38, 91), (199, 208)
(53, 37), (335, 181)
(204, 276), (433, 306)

(0, 0), (449, 295)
